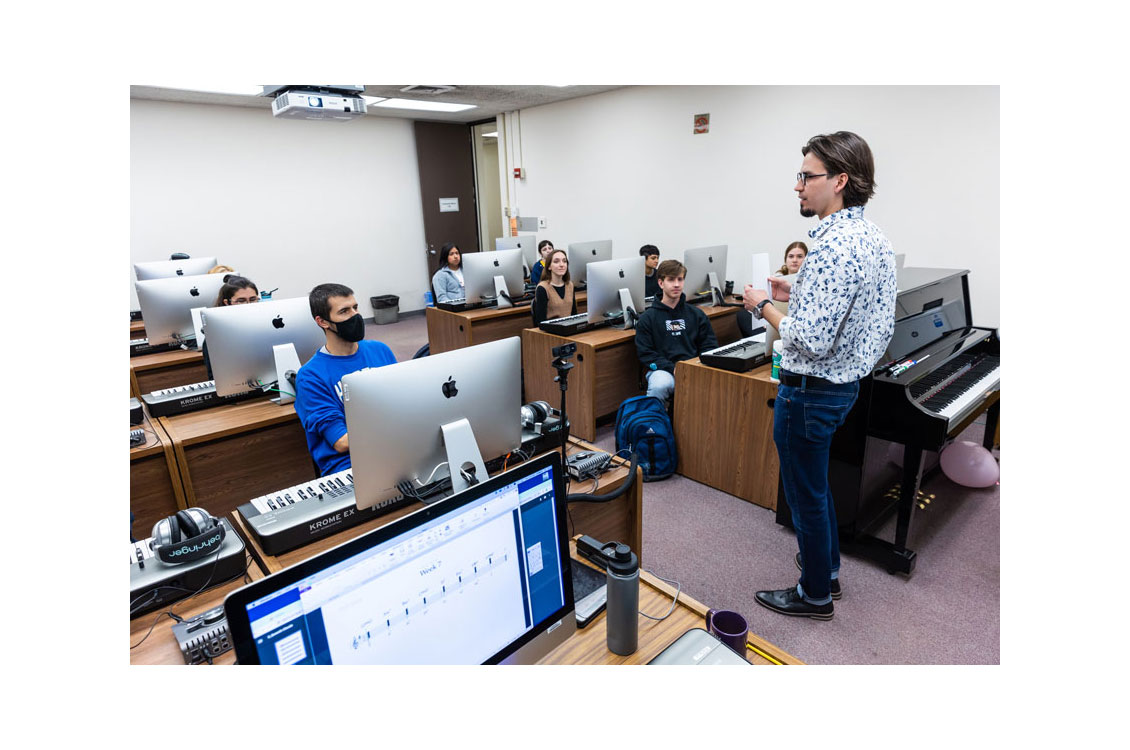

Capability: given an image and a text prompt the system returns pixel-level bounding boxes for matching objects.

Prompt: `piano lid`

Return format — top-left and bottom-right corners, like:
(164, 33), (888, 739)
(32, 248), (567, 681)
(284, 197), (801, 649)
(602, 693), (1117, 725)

(885, 267), (972, 363)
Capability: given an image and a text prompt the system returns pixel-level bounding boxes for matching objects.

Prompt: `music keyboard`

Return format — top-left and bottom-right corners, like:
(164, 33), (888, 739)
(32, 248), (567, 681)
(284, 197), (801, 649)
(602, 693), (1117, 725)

(237, 469), (415, 556)
(130, 519), (246, 617)
(539, 313), (610, 336)
(908, 351), (1000, 423)
(141, 380), (261, 418)
(700, 333), (770, 372)
(130, 337), (179, 357)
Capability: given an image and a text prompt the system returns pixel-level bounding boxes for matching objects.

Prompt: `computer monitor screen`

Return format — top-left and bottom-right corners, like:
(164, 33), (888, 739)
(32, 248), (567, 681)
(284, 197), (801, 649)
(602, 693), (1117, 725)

(343, 337), (523, 509)
(566, 240), (613, 286)
(223, 451), (576, 664)
(462, 249), (525, 304)
(682, 245), (729, 298)
(495, 235), (538, 271)
(203, 297), (325, 397)
(135, 274), (227, 346)
(134, 256), (219, 281)
(585, 256), (646, 325)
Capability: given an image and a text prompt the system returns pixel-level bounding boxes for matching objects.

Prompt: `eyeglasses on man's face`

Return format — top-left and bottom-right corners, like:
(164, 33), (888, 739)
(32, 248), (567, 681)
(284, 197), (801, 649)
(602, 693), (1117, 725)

(796, 172), (831, 187)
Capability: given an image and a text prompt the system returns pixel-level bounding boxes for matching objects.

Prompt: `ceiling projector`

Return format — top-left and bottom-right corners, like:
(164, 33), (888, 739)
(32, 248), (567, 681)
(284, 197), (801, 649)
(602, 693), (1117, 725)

(261, 85), (367, 121)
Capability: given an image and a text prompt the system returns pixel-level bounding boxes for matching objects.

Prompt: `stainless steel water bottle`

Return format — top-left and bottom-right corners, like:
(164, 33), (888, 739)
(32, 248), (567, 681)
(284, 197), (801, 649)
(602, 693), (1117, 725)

(605, 542), (639, 655)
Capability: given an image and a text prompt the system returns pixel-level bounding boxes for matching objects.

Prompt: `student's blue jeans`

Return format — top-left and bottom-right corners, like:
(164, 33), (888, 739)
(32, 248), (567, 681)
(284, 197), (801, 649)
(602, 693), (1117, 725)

(773, 373), (859, 605)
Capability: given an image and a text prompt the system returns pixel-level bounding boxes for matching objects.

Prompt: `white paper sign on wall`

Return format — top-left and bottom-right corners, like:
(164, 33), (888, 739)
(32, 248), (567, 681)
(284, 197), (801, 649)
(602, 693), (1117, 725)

(439, 197), (459, 212)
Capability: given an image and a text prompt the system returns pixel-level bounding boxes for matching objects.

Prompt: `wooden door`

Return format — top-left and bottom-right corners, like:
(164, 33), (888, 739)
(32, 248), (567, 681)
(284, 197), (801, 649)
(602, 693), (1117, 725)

(414, 121), (480, 276)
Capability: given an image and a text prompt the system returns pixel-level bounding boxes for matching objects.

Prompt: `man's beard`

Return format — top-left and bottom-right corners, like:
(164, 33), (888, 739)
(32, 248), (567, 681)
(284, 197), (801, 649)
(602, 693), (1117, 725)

(799, 207), (816, 218)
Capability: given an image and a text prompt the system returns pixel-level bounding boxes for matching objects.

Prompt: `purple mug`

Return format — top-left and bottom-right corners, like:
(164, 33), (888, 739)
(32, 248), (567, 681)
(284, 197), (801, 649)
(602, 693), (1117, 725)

(705, 608), (749, 659)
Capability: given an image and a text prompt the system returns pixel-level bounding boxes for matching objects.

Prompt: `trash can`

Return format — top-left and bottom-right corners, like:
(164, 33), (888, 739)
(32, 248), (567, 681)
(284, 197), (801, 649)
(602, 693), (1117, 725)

(370, 295), (399, 325)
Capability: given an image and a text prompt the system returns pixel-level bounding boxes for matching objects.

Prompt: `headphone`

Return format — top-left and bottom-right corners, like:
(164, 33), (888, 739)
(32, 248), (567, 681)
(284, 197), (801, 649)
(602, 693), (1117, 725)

(520, 400), (552, 428)
(151, 508), (226, 565)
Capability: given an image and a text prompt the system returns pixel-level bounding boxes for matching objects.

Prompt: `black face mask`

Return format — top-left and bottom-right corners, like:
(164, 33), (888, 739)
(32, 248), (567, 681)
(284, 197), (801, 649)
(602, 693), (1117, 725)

(331, 313), (365, 343)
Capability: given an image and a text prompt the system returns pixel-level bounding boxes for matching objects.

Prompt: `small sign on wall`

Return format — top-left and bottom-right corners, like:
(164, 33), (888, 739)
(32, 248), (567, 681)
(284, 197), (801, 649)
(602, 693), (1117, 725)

(439, 197), (460, 212)
(693, 113), (710, 135)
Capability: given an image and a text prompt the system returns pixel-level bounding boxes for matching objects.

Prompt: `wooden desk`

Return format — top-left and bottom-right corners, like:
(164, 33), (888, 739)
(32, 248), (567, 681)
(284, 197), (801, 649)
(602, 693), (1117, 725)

(130, 411), (187, 537)
(426, 292), (587, 355)
(674, 358), (779, 510)
(159, 398), (316, 522)
(521, 305), (740, 441)
(232, 437), (643, 577)
(129, 558), (263, 665)
(130, 348), (207, 398)
(130, 320), (146, 339)
(539, 554), (801, 665)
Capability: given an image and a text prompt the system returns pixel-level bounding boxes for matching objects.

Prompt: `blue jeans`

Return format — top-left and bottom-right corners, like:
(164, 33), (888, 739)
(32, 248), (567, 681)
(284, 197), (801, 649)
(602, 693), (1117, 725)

(773, 373), (859, 605)
(645, 369), (675, 404)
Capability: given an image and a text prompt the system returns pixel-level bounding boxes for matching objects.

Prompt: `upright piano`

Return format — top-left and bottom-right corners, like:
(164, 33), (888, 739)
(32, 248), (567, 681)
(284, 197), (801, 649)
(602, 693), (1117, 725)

(775, 267), (1000, 574)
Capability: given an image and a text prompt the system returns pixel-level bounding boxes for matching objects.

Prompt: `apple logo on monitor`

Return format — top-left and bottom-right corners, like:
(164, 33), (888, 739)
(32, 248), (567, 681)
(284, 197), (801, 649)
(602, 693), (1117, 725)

(272, 316), (285, 329)
(708, 255), (714, 263)
(442, 377), (458, 399)
(618, 269), (625, 279)
(493, 259), (500, 267)
(189, 287), (200, 297)
(176, 269), (184, 275)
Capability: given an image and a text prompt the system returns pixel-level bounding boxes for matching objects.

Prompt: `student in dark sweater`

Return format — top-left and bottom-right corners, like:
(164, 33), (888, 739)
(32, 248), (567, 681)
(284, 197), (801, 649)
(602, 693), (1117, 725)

(639, 244), (661, 299)
(634, 259), (717, 406)
(531, 249), (577, 325)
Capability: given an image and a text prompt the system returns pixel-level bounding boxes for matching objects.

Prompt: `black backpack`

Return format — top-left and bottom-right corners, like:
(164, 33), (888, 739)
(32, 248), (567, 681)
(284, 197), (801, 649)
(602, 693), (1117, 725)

(614, 396), (677, 481)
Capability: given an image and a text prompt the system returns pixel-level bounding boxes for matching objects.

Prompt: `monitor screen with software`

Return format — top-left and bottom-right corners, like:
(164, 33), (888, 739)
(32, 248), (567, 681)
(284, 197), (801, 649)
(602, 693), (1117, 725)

(134, 256), (219, 281)
(343, 337), (522, 509)
(495, 235), (538, 272)
(566, 240), (613, 286)
(135, 274), (227, 346)
(203, 297), (324, 397)
(223, 451), (576, 664)
(585, 256), (646, 325)
(462, 249), (526, 304)
(682, 245), (728, 298)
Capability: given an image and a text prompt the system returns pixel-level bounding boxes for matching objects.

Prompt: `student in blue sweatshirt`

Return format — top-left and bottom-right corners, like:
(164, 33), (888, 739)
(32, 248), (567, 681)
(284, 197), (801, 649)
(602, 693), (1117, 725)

(294, 283), (397, 476)
(634, 259), (717, 407)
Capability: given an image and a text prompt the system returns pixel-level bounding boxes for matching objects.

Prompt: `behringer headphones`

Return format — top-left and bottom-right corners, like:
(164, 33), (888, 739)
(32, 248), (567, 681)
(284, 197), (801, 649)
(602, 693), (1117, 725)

(151, 508), (226, 565)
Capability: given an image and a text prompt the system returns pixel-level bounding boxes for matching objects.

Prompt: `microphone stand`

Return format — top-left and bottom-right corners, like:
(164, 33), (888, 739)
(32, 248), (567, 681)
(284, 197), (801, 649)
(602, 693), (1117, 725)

(551, 343), (576, 490)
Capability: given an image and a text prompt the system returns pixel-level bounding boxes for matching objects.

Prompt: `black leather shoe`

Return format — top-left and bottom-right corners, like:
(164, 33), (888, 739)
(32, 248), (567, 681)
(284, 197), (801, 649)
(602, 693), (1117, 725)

(795, 552), (842, 600)
(755, 587), (834, 620)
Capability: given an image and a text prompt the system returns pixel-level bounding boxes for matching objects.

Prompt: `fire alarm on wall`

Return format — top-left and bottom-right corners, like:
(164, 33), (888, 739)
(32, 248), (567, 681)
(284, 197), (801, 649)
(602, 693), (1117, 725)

(514, 167), (525, 179)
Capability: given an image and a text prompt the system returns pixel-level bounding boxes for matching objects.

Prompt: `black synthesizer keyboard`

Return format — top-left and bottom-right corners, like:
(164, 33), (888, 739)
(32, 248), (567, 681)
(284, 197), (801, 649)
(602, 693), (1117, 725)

(699, 334), (770, 372)
(141, 380), (262, 418)
(130, 337), (181, 357)
(129, 519), (247, 617)
(237, 469), (415, 556)
(539, 313), (611, 336)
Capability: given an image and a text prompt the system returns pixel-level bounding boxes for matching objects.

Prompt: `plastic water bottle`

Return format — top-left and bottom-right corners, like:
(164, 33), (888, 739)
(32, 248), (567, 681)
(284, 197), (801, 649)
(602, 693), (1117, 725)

(605, 543), (639, 655)
(771, 340), (782, 383)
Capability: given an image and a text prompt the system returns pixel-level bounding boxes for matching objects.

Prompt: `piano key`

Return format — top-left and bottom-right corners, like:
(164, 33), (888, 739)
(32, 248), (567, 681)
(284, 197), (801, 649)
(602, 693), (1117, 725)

(934, 366), (1000, 422)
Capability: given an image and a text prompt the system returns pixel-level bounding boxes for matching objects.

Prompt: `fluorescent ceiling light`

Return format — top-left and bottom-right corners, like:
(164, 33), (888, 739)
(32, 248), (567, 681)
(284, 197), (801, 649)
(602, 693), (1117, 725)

(151, 85), (263, 96)
(482, 131), (498, 138)
(371, 98), (477, 113)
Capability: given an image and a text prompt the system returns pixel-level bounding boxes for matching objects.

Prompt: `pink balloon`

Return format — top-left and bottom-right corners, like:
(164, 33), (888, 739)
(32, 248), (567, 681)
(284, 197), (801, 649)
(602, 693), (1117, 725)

(939, 440), (999, 488)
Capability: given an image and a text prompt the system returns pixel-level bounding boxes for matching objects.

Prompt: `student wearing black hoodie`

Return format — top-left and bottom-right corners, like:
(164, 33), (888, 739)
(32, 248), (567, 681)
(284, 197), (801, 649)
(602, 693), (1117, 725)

(634, 259), (718, 406)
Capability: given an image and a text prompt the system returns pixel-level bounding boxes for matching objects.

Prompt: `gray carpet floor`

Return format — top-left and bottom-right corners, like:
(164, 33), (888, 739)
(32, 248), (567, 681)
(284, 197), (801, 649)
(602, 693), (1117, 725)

(368, 312), (1001, 664)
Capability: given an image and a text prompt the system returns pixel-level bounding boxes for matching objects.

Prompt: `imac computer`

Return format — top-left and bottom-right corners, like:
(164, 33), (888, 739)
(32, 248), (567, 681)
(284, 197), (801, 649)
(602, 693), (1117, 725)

(134, 256), (219, 281)
(223, 450), (576, 664)
(202, 297), (324, 398)
(566, 240), (613, 288)
(462, 249), (526, 307)
(682, 245), (729, 305)
(585, 256), (646, 330)
(495, 235), (538, 274)
(343, 336), (522, 509)
(135, 274), (227, 347)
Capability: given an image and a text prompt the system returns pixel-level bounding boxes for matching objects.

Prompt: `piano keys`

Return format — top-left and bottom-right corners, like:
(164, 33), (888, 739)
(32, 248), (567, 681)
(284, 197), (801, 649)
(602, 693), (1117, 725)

(699, 332), (770, 373)
(775, 267), (1000, 575)
(538, 313), (610, 336)
(236, 469), (415, 556)
(140, 379), (262, 418)
(130, 518), (247, 617)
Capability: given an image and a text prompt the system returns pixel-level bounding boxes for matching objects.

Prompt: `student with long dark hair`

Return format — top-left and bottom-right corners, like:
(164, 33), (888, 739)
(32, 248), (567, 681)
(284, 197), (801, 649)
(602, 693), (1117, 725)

(531, 249), (577, 326)
(431, 243), (464, 303)
(203, 275), (259, 378)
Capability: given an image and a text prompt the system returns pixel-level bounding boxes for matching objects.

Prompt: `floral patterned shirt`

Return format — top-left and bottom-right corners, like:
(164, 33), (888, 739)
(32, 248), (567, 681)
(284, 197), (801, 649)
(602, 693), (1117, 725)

(778, 206), (898, 383)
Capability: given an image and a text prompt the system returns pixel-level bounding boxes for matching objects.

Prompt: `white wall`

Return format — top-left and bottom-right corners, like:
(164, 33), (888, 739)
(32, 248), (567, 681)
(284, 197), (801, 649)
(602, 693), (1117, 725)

(130, 100), (431, 316)
(502, 86), (1000, 327)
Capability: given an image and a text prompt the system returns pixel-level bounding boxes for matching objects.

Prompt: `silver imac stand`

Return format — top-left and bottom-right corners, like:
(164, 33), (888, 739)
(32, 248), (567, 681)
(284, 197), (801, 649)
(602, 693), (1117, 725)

(441, 418), (488, 494)
(612, 287), (638, 330)
(707, 270), (725, 307)
(493, 275), (513, 308)
(271, 343), (301, 405)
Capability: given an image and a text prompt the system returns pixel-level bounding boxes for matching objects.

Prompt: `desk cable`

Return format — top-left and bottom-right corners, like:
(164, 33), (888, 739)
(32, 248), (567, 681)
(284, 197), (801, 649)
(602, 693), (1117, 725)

(638, 568), (682, 621)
